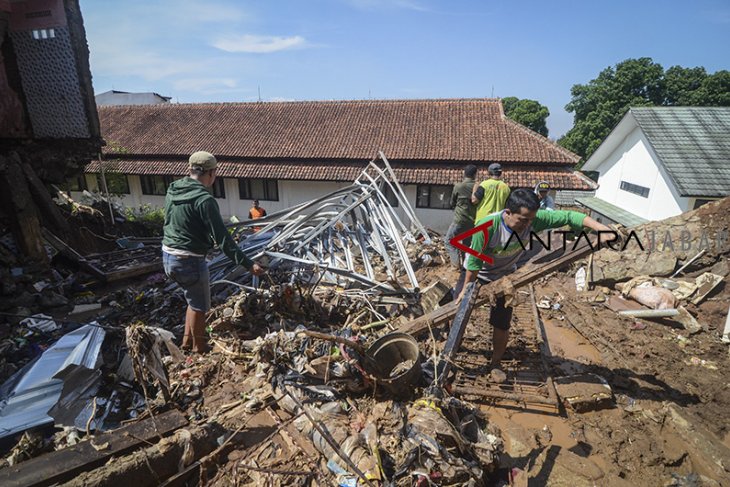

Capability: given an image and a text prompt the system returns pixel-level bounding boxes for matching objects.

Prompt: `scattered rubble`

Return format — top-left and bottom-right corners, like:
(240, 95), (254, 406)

(1, 168), (729, 486)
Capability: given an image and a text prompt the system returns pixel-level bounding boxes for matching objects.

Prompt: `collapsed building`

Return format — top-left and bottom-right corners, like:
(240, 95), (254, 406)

(0, 0), (102, 261)
(1, 2), (730, 486)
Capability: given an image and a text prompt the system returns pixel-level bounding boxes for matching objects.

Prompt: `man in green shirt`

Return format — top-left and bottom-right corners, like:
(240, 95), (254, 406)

(472, 163), (510, 222)
(458, 188), (612, 372)
(162, 151), (264, 353)
(446, 165), (478, 267)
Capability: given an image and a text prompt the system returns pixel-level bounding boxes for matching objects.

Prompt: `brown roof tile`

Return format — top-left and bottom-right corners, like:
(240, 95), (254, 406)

(87, 159), (596, 190)
(98, 99), (579, 165)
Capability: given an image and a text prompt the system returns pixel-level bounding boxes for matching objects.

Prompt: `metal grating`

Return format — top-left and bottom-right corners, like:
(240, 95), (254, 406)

(452, 287), (559, 410)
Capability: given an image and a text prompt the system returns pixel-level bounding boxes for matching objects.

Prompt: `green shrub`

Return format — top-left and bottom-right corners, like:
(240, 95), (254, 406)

(125, 204), (165, 231)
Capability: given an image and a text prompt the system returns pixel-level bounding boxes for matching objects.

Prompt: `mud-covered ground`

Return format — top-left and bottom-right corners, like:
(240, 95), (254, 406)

(462, 199), (730, 486)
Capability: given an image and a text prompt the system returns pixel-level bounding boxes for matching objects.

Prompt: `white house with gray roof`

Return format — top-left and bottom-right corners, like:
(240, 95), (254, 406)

(577, 107), (730, 226)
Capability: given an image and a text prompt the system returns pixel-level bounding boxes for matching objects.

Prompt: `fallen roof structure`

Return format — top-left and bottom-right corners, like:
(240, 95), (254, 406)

(0, 324), (105, 440)
(209, 153), (431, 307)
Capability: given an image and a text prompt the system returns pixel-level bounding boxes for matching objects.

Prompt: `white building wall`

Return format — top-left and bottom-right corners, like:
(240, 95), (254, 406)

(593, 126), (691, 221)
(75, 176), (456, 234)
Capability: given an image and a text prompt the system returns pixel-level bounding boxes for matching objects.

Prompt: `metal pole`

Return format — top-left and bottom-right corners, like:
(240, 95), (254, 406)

(98, 155), (115, 226)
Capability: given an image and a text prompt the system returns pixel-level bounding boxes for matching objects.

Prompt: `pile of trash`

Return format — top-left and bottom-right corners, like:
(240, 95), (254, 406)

(164, 315), (504, 486)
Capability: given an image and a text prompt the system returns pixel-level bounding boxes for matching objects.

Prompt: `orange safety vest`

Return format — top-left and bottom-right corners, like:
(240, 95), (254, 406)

(249, 207), (266, 232)
(249, 207), (266, 219)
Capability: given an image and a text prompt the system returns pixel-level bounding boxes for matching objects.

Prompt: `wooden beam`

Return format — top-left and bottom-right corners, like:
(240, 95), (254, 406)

(399, 238), (597, 337)
(0, 410), (188, 487)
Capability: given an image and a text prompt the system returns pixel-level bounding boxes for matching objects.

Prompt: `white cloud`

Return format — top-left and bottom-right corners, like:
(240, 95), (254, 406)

(172, 78), (252, 95)
(212, 34), (307, 53)
(90, 47), (205, 81)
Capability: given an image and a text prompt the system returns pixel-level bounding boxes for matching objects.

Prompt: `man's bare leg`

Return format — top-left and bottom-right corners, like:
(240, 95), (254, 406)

(491, 328), (509, 367)
(181, 319), (192, 350)
(186, 306), (209, 353)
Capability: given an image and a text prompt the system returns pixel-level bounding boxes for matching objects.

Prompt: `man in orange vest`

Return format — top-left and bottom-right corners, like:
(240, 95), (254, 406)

(248, 200), (267, 231)
(248, 200), (267, 220)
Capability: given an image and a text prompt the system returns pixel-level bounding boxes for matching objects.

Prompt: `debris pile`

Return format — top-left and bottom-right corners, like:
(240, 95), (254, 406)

(2, 160), (729, 486)
(208, 154), (431, 310)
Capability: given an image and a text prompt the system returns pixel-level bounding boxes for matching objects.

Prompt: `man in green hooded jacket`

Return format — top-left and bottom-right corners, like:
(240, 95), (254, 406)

(162, 151), (264, 352)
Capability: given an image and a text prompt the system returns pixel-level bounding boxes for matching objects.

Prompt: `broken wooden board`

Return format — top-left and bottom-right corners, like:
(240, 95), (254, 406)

(399, 237), (598, 337)
(0, 409), (188, 487)
(554, 374), (614, 412)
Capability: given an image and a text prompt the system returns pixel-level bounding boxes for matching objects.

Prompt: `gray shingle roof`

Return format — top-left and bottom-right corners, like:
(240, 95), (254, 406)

(575, 196), (648, 228)
(630, 107), (730, 197)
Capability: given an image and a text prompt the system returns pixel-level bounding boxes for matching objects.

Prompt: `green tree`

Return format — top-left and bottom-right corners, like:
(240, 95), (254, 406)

(558, 58), (730, 165)
(560, 58), (664, 161)
(502, 96), (550, 136)
(664, 66), (707, 105)
(692, 70), (730, 105)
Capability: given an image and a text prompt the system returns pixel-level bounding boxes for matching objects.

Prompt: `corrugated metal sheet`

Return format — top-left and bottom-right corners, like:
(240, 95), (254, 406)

(0, 325), (105, 439)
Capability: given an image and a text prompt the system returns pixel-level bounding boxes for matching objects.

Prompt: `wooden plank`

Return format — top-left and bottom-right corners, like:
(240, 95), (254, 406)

(21, 162), (70, 237)
(42, 228), (85, 263)
(104, 261), (162, 282)
(0, 409), (188, 487)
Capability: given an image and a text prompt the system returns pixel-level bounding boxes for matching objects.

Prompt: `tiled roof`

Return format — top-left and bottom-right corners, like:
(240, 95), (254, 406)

(630, 107), (730, 197)
(87, 159), (597, 190)
(98, 99), (579, 165)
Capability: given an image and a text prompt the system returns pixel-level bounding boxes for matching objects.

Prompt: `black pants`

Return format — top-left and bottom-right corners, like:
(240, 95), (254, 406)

(452, 270), (513, 330)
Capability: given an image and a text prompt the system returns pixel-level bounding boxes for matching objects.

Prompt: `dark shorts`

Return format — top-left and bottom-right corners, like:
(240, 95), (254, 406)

(162, 251), (211, 312)
(453, 271), (513, 330)
(490, 296), (513, 330)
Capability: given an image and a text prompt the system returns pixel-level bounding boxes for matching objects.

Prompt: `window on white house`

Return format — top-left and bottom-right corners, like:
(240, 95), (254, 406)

(416, 184), (452, 209)
(620, 181), (650, 198)
(95, 173), (130, 194)
(31, 28), (55, 40)
(212, 178), (226, 199)
(140, 175), (175, 196)
(238, 178), (278, 201)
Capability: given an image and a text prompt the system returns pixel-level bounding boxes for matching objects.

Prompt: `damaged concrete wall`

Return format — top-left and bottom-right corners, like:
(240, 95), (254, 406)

(0, 0), (102, 260)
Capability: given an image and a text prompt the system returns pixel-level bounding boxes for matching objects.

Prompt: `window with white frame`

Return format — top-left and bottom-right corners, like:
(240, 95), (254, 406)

(140, 175), (175, 196)
(212, 178), (226, 199)
(95, 173), (130, 194)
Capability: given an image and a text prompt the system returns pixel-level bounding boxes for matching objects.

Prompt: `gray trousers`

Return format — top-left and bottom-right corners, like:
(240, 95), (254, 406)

(445, 221), (473, 267)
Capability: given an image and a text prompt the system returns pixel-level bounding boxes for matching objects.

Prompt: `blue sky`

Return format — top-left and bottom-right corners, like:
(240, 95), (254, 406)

(83, 0), (730, 138)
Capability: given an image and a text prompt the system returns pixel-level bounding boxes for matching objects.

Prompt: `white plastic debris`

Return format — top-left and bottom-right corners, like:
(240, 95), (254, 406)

(575, 267), (587, 292)
(722, 305), (730, 344)
(20, 313), (60, 333)
(68, 303), (102, 315)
